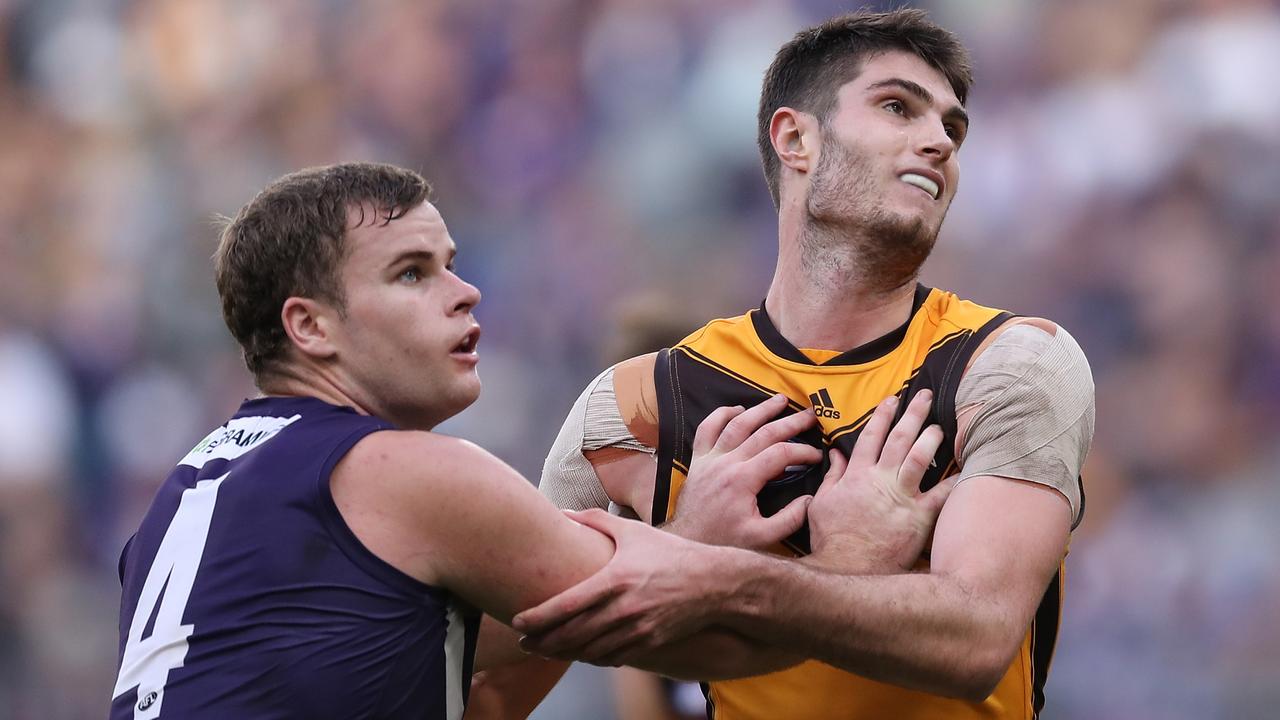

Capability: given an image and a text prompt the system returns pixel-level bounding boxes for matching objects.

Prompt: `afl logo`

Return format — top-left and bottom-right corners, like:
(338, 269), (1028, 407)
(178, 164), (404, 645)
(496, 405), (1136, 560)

(138, 691), (158, 711)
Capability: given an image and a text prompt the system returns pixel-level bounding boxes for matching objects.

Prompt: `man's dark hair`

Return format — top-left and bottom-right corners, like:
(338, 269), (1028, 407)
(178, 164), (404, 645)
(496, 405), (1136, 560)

(214, 162), (430, 381)
(756, 8), (973, 208)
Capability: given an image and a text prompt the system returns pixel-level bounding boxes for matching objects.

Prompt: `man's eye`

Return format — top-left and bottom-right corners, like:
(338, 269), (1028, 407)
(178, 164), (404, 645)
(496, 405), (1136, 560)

(399, 267), (421, 283)
(884, 100), (905, 114)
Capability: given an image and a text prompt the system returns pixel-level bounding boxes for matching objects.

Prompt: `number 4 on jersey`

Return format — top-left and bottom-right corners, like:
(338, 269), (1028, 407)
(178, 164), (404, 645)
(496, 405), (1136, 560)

(113, 475), (228, 719)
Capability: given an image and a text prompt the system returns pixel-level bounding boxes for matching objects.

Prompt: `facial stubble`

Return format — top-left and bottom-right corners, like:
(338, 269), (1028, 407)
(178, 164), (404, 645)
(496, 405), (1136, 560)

(802, 133), (942, 295)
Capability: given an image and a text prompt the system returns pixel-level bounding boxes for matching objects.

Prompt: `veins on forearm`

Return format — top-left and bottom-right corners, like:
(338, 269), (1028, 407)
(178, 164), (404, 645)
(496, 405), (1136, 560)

(721, 559), (1011, 697)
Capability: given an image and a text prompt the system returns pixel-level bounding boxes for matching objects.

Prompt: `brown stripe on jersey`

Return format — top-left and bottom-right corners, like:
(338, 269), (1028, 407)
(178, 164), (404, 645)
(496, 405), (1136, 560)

(821, 325), (971, 443)
(653, 346), (811, 523)
(680, 347), (806, 413)
(825, 366), (927, 441)
(935, 313), (1014, 441)
(927, 327), (973, 354)
(652, 346), (829, 529)
(652, 348), (681, 524)
(1073, 475), (1087, 530)
(1030, 567), (1063, 717)
(821, 326), (988, 489)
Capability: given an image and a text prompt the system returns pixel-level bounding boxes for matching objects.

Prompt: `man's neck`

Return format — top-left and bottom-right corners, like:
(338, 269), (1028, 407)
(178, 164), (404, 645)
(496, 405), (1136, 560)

(766, 206), (919, 352)
(259, 365), (374, 419)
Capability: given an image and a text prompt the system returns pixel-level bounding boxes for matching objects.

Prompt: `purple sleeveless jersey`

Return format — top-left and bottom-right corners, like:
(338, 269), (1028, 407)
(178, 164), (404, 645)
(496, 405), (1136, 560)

(111, 396), (479, 719)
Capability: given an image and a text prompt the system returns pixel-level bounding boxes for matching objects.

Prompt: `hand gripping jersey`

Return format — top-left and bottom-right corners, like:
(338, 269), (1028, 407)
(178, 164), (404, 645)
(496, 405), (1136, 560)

(111, 396), (479, 720)
(651, 286), (1065, 720)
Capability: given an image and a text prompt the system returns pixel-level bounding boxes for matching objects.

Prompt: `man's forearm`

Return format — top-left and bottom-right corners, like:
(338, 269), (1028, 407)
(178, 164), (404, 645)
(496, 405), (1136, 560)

(628, 626), (801, 681)
(708, 547), (1019, 700)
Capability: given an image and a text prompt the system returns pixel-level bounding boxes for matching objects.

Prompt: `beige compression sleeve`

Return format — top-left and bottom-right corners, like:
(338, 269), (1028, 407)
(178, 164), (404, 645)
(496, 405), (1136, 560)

(540, 367), (652, 512)
(955, 324), (1094, 526)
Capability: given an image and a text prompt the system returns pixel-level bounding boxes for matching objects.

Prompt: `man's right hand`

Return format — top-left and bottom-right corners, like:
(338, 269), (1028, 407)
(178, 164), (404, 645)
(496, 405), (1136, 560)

(665, 393), (822, 550)
(807, 389), (955, 574)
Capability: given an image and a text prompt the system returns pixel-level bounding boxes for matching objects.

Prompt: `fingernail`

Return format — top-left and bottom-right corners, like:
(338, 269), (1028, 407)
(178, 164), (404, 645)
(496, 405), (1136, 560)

(886, 396), (899, 407)
(920, 389), (933, 400)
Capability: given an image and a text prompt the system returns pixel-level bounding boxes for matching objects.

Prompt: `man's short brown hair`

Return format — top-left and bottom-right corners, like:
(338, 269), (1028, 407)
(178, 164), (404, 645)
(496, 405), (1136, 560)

(756, 9), (973, 208)
(214, 162), (430, 381)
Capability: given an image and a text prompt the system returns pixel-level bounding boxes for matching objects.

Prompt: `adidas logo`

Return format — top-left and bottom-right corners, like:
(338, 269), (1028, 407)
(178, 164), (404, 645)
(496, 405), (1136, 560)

(808, 388), (841, 419)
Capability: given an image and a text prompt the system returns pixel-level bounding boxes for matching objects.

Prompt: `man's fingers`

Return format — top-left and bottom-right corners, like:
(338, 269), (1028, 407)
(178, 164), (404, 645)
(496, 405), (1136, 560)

(815, 448), (847, 499)
(920, 473), (959, 516)
(752, 494), (812, 548)
(564, 507), (634, 540)
(849, 395), (898, 466)
(713, 393), (790, 453)
(735, 407), (816, 458)
(512, 572), (620, 635)
(878, 389), (933, 469)
(519, 605), (629, 660)
(692, 404), (747, 455)
(570, 624), (654, 666)
(896, 424), (944, 492)
(742, 443), (823, 491)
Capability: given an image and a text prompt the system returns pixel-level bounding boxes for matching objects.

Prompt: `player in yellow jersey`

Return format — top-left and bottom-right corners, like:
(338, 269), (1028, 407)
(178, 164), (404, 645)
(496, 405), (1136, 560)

(515, 8), (1095, 720)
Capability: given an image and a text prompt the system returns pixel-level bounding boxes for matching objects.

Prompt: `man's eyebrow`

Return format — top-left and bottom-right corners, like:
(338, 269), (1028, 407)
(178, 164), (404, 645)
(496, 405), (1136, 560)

(386, 249), (435, 268)
(868, 77), (969, 130)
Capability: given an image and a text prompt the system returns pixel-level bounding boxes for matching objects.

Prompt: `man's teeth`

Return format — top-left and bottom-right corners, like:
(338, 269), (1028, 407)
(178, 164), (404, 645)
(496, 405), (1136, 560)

(900, 173), (939, 199)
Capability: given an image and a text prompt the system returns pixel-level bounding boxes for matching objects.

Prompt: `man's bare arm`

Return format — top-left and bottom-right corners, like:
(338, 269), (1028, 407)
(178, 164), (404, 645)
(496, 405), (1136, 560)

(714, 475), (1069, 699)
(333, 424), (803, 682)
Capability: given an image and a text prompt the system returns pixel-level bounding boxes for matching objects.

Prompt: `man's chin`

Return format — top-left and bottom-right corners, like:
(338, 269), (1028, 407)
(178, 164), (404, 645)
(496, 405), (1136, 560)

(456, 376), (482, 409)
(861, 212), (938, 287)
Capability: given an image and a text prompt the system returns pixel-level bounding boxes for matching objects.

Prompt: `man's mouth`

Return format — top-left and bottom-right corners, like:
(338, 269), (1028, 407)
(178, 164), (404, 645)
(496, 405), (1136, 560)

(452, 326), (480, 355)
(899, 172), (940, 200)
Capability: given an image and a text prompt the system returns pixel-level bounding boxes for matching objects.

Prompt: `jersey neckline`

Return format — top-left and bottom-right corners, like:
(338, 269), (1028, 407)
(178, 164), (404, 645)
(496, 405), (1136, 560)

(750, 284), (933, 367)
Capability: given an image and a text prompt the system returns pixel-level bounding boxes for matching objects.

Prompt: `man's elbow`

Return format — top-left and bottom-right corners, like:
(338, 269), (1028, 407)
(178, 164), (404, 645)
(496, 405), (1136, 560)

(943, 662), (1005, 703)
(936, 633), (1023, 702)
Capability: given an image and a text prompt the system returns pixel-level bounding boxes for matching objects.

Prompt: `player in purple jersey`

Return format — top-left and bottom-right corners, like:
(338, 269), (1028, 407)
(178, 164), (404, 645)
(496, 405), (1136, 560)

(112, 163), (954, 719)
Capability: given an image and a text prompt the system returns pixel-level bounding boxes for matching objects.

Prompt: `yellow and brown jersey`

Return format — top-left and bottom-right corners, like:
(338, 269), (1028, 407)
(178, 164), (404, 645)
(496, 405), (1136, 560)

(651, 285), (1061, 720)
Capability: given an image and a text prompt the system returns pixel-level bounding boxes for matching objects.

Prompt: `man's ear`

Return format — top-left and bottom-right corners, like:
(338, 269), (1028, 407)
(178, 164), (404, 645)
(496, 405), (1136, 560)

(771, 107), (817, 175)
(281, 296), (340, 361)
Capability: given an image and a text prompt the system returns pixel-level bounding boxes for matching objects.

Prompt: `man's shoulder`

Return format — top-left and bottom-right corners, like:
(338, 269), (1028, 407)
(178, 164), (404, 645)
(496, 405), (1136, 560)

(339, 429), (498, 486)
(331, 429), (528, 585)
(963, 316), (1078, 375)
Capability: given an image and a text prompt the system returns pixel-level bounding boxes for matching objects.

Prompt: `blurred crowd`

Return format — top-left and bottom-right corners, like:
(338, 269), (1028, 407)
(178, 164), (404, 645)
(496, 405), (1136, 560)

(1, 0), (1278, 718)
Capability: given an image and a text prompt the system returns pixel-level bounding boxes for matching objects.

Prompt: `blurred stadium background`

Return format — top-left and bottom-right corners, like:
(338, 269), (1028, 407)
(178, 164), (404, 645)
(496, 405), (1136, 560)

(1, 0), (1278, 717)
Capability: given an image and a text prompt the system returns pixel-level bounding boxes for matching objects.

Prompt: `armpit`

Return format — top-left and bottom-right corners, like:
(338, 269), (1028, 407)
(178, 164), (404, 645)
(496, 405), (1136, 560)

(955, 324), (1094, 527)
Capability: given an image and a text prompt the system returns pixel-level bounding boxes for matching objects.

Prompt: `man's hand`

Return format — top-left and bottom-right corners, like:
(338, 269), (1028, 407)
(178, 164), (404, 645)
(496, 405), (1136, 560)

(665, 393), (821, 549)
(807, 389), (955, 573)
(512, 508), (728, 666)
